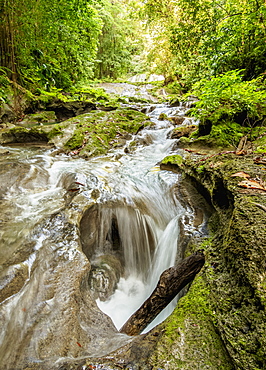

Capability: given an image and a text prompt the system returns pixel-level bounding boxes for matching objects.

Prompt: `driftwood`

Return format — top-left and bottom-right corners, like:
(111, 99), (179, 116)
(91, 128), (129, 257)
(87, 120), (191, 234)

(120, 250), (205, 336)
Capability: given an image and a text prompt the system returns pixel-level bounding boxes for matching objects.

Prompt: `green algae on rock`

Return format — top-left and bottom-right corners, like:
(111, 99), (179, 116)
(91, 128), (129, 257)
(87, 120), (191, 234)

(148, 275), (234, 370)
(0, 108), (150, 158)
(18, 111), (57, 127)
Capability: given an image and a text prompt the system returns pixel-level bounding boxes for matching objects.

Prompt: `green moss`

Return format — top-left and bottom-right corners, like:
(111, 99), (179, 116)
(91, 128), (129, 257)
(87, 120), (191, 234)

(149, 276), (233, 369)
(179, 136), (192, 144)
(46, 124), (63, 139)
(51, 108), (149, 156)
(191, 121), (245, 148)
(165, 153), (266, 370)
(158, 113), (168, 120)
(161, 154), (183, 166)
(64, 131), (85, 150)
(253, 130), (266, 153)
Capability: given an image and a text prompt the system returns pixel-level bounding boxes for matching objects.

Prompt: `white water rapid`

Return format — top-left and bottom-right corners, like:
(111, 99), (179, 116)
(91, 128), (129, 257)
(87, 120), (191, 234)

(0, 99), (201, 369)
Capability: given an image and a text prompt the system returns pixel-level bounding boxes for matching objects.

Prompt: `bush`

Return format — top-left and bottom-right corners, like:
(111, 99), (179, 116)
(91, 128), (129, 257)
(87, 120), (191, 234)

(189, 70), (266, 127)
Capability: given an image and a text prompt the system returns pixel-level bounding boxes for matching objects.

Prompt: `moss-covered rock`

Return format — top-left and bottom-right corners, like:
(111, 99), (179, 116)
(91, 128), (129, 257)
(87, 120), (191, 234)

(18, 111), (57, 127)
(49, 108), (150, 157)
(0, 126), (49, 144)
(158, 112), (169, 121)
(149, 275), (234, 370)
(0, 108), (149, 156)
(160, 152), (266, 370)
(160, 154), (184, 173)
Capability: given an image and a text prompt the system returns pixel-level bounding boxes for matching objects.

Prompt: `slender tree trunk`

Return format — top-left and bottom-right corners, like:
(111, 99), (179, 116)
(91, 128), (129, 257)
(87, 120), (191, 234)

(0, 0), (18, 82)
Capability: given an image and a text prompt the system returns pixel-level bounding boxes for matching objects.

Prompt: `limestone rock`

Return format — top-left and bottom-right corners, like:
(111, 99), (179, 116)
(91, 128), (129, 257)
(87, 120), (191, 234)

(170, 125), (197, 139)
(18, 111), (57, 126)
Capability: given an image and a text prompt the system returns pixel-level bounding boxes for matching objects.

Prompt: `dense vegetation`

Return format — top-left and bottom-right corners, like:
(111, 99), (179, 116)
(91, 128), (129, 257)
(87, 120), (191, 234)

(143, 0), (266, 87)
(1, 0), (266, 88)
(1, 0), (266, 140)
(0, 0), (143, 90)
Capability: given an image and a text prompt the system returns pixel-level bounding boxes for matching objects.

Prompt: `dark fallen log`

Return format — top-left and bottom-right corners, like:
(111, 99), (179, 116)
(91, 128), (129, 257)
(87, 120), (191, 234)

(120, 250), (205, 336)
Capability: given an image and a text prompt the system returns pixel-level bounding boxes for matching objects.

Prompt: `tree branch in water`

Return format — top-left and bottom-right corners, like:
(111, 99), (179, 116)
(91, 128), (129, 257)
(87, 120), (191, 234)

(120, 250), (205, 336)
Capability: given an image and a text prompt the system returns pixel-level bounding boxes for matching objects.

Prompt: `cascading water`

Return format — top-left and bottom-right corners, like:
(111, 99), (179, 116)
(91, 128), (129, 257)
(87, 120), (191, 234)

(0, 96), (201, 369)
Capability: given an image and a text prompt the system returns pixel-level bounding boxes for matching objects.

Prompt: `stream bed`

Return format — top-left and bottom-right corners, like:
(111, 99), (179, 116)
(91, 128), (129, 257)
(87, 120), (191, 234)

(0, 88), (205, 369)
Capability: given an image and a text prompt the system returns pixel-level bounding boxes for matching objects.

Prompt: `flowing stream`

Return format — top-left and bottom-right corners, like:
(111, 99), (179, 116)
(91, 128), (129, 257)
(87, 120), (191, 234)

(0, 93), (202, 369)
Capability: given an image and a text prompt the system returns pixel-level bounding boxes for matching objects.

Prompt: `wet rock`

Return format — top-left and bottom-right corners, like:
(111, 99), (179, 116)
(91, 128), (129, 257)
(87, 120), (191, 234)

(169, 125), (197, 140)
(0, 148), (9, 155)
(18, 111), (57, 126)
(169, 116), (186, 125)
(0, 263), (28, 303)
(0, 161), (49, 195)
(26, 99), (97, 122)
(113, 138), (128, 148)
(89, 255), (123, 301)
(135, 132), (154, 146)
(160, 152), (266, 369)
(0, 210), (128, 370)
(80, 205), (100, 260)
(0, 126), (49, 144)
(46, 100), (97, 121)
(0, 103), (16, 123)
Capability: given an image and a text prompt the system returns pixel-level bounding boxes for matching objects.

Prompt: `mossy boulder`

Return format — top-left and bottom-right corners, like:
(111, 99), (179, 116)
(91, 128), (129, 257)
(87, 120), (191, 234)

(0, 108), (150, 155)
(160, 154), (184, 173)
(158, 112), (169, 121)
(18, 111), (57, 127)
(57, 108), (150, 157)
(176, 121), (255, 151)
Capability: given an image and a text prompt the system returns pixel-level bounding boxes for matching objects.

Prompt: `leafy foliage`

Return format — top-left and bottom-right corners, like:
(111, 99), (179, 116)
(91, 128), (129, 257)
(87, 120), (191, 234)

(190, 70), (266, 126)
(143, 0), (266, 87)
(0, 0), (144, 89)
(0, 0), (103, 88)
(94, 0), (144, 79)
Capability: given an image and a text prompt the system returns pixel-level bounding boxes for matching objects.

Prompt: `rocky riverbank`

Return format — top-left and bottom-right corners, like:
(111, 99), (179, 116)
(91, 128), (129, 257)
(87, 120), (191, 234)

(153, 149), (266, 370)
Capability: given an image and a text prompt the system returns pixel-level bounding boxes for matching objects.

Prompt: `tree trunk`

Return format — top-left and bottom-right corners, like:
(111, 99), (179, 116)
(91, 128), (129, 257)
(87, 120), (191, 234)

(0, 0), (18, 82)
(120, 250), (205, 336)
